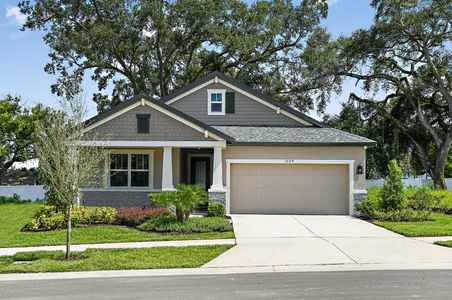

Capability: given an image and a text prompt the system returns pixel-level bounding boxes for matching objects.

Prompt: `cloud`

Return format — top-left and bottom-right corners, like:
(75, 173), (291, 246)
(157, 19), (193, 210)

(5, 6), (26, 26)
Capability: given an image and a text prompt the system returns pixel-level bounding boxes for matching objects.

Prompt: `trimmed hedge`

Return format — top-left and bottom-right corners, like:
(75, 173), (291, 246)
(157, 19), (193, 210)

(114, 207), (171, 227)
(138, 216), (232, 233)
(24, 205), (116, 231)
(0, 194), (31, 204)
(207, 202), (225, 217)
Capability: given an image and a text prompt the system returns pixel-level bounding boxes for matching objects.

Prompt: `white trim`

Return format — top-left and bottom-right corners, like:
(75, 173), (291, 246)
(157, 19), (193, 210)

(353, 189), (368, 194)
(107, 150), (154, 189)
(207, 89), (226, 116)
(166, 79), (215, 105)
(83, 97), (226, 141)
(77, 140), (227, 148)
(225, 159), (355, 215)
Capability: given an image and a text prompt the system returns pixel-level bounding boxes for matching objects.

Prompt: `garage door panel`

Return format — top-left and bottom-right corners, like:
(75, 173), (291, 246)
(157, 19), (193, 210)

(230, 163), (349, 215)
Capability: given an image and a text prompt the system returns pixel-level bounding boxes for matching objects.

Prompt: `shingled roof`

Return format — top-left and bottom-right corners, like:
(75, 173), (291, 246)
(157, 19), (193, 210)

(212, 126), (376, 146)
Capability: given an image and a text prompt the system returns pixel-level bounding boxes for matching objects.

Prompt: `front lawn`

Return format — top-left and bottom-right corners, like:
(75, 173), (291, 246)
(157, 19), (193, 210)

(0, 203), (234, 248)
(374, 213), (452, 237)
(434, 241), (452, 248)
(0, 245), (232, 273)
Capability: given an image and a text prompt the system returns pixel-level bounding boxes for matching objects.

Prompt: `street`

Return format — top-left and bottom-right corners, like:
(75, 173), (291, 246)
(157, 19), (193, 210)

(1, 270), (452, 299)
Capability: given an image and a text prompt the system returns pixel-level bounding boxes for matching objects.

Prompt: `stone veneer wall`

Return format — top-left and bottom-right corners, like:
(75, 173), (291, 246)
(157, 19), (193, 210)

(208, 191), (226, 205)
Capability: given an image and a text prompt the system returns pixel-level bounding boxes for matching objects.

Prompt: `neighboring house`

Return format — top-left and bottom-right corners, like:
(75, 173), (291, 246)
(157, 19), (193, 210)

(81, 71), (375, 215)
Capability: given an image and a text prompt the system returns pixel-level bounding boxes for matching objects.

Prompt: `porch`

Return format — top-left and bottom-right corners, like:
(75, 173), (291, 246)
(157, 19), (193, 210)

(80, 141), (227, 207)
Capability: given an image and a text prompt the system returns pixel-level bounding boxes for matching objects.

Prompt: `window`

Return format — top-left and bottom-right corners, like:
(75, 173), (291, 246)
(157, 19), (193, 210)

(136, 114), (150, 133)
(109, 152), (153, 188)
(207, 89), (226, 115)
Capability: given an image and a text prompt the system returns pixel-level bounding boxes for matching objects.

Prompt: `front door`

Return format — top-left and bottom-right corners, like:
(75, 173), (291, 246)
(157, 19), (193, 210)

(190, 157), (211, 190)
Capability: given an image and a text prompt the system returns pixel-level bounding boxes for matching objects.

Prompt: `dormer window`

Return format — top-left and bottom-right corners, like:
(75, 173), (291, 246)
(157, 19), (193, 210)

(207, 89), (226, 115)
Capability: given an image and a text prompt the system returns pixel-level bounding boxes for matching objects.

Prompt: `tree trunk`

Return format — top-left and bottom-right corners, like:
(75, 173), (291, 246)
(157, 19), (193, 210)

(176, 208), (185, 223)
(65, 203), (72, 259)
(431, 170), (447, 190)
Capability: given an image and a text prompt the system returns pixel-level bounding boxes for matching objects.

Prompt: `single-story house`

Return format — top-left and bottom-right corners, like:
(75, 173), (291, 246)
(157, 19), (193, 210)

(81, 71), (375, 215)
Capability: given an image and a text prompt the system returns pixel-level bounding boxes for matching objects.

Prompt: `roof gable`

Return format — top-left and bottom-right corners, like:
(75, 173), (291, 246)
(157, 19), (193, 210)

(163, 71), (324, 128)
(83, 94), (234, 142)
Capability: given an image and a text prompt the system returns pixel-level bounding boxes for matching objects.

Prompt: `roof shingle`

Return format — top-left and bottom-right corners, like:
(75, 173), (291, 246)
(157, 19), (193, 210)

(212, 126), (375, 146)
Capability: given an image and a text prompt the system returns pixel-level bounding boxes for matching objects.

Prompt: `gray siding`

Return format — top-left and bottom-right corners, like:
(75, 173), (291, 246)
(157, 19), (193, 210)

(169, 82), (303, 126)
(87, 104), (213, 141)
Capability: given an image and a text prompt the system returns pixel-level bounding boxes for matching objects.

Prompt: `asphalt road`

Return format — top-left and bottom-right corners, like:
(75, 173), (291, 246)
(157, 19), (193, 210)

(1, 270), (452, 299)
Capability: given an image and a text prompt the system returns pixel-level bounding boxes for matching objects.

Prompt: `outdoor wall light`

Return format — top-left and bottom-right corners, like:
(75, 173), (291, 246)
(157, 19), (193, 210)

(357, 165), (363, 175)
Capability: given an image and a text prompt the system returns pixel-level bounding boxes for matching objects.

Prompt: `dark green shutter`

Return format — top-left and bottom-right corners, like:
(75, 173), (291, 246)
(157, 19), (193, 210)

(136, 114), (150, 133)
(225, 92), (235, 114)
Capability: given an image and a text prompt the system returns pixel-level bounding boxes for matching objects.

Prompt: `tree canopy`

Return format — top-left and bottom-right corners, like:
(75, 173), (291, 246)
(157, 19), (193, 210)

(303, 0), (451, 187)
(19, 0), (328, 112)
(0, 95), (58, 176)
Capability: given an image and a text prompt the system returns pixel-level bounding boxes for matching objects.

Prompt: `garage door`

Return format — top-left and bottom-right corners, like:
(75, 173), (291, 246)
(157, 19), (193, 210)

(230, 163), (349, 214)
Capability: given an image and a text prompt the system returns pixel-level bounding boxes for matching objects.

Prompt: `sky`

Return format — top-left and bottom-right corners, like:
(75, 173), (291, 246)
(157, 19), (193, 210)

(0, 0), (376, 120)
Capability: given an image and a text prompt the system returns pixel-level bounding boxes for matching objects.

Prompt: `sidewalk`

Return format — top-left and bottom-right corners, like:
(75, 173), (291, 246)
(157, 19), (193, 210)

(0, 239), (236, 256)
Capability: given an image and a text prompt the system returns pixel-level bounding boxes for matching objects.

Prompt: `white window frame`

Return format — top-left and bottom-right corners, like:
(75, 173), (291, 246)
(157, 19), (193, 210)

(207, 89), (226, 115)
(107, 150), (154, 189)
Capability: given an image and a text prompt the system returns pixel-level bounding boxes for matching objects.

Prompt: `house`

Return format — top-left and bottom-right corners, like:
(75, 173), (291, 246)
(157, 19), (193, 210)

(81, 71), (375, 215)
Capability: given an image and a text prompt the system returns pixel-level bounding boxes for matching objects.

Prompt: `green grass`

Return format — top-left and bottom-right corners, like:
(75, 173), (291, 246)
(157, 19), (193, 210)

(434, 240), (452, 248)
(374, 213), (452, 237)
(0, 245), (232, 273)
(0, 203), (234, 248)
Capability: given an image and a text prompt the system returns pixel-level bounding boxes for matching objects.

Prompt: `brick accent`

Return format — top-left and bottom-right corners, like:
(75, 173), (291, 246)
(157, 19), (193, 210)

(81, 191), (160, 207)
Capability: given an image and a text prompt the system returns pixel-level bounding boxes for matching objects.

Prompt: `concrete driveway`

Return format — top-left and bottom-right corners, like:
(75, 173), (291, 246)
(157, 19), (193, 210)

(203, 215), (452, 268)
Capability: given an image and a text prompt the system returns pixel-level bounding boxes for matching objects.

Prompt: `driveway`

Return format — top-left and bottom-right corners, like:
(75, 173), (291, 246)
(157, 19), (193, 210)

(203, 215), (452, 268)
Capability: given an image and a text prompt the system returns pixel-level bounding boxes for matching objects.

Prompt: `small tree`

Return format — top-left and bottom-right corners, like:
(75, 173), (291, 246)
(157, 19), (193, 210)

(379, 160), (406, 211)
(151, 184), (207, 223)
(34, 95), (107, 259)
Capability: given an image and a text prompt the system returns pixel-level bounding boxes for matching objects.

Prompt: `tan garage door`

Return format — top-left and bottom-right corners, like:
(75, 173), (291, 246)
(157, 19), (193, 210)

(230, 163), (349, 214)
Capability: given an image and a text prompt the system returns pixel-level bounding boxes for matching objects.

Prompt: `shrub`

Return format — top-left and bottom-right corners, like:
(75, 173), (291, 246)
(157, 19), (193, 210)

(406, 185), (442, 211)
(207, 202), (225, 217)
(354, 196), (380, 219)
(379, 160), (406, 211)
(138, 216), (232, 233)
(150, 184), (208, 223)
(24, 205), (116, 231)
(0, 194), (31, 204)
(114, 207), (171, 226)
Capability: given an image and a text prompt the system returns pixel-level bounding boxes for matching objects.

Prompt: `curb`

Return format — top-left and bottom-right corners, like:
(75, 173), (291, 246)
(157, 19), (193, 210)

(2, 262), (452, 281)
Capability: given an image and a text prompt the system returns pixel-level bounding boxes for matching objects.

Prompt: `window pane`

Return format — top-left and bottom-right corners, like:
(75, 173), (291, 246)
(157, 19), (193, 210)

(131, 154), (149, 170)
(131, 171), (149, 187)
(211, 103), (222, 112)
(110, 171), (128, 186)
(110, 154), (128, 170)
(211, 93), (222, 102)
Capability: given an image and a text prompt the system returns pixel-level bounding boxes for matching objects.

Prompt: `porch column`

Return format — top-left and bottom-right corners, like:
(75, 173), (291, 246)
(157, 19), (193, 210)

(162, 146), (174, 190)
(209, 147), (225, 192)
